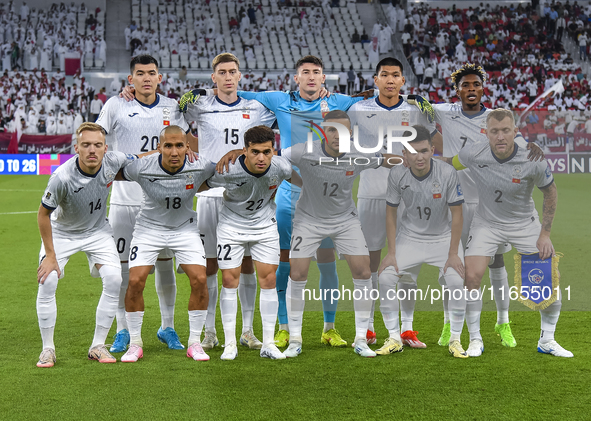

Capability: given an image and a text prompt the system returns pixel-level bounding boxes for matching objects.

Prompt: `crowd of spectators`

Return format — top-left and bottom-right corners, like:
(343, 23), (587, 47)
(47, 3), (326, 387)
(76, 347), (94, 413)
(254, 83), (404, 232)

(127, 0), (366, 70)
(389, 1), (590, 113)
(0, 1), (106, 72)
(0, 68), (113, 136)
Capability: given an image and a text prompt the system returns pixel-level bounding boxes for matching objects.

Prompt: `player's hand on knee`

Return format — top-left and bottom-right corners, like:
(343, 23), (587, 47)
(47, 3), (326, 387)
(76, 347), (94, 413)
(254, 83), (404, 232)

(216, 149), (242, 173)
(536, 234), (555, 260)
(38, 255), (61, 284)
(378, 253), (398, 276)
(119, 85), (135, 101)
(444, 253), (465, 279)
(526, 142), (545, 162)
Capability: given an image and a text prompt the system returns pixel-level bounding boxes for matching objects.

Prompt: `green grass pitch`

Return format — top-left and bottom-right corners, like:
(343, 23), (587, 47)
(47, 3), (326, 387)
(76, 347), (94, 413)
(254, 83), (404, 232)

(0, 173), (590, 420)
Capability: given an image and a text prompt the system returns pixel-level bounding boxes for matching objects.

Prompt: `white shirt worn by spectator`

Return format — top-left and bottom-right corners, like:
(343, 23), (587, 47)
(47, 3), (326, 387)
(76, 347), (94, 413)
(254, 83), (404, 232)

(90, 98), (103, 115)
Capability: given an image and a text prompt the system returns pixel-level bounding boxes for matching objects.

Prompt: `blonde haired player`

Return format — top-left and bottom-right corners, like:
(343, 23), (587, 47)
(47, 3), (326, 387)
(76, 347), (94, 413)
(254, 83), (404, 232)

(36, 123), (138, 367)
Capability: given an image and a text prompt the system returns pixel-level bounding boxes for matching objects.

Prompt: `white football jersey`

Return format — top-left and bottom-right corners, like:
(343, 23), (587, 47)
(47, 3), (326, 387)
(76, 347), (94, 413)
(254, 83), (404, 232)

(386, 159), (464, 241)
(457, 142), (553, 228)
(281, 140), (382, 224)
(433, 103), (528, 204)
(349, 97), (437, 199)
(41, 152), (137, 238)
(96, 95), (190, 206)
(122, 154), (215, 231)
(185, 96), (276, 197)
(206, 155), (292, 232)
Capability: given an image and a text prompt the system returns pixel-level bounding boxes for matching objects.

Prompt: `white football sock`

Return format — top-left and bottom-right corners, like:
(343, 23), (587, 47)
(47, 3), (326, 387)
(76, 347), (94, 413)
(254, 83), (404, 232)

(368, 271), (378, 332)
(286, 277), (307, 343)
(438, 275), (450, 323)
(466, 288), (483, 341)
(239, 272), (257, 334)
(220, 287), (238, 346)
(205, 274), (218, 334)
(379, 268), (401, 341)
(353, 278), (372, 342)
(126, 311), (144, 346)
(323, 322), (335, 332)
(489, 266), (510, 324)
(155, 259), (176, 330)
(279, 323), (288, 331)
(115, 263), (129, 332)
(399, 280), (416, 332)
(91, 265), (121, 348)
(259, 288), (278, 346)
(444, 272), (467, 338)
(188, 310), (207, 346)
(37, 270), (59, 350)
(539, 299), (561, 343)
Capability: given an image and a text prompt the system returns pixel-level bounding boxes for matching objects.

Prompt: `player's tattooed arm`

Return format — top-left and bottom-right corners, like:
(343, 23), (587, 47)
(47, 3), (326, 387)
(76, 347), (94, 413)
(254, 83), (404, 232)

(37, 205), (61, 283)
(378, 205), (399, 275)
(216, 149), (243, 173)
(445, 204), (465, 279)
(537, 182), (557, 259)
(526, 142), (545, 162)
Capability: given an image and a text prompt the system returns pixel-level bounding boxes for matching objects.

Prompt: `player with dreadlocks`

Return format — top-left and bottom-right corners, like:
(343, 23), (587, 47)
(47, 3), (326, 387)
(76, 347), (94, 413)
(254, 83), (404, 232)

(404, 63), (545, 356)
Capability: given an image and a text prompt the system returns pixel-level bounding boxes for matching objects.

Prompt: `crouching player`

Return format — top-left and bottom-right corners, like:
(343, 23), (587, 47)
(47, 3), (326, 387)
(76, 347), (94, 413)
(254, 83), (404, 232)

(205, 126), (292, 360)
(447, 109), (572, 357)
(378, 125), (469, 358)
(119, 125), (215, 362)
(281, 110), (401, 358)
(36, 123), (137, 367)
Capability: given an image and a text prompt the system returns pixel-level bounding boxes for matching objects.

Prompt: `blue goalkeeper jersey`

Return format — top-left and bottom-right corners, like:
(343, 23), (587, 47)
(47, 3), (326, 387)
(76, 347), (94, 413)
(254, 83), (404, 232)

(238, 90), (365, 192)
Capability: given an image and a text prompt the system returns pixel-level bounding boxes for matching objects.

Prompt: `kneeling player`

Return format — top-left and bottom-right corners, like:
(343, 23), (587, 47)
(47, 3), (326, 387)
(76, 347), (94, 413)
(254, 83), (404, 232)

(378, 126), (468, 358)
(205, 126), (292, 360)
(281, 110), (400, 358)
(36, 123), (137, 367)
(448, 109), (572, 357)
(119, 126), (215, 362)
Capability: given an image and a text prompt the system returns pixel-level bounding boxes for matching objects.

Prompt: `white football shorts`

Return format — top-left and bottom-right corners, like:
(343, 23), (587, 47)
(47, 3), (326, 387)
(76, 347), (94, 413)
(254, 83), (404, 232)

(216, 223), (280, 269)
(465, 214), (541, 257)
(462, 202), (511, 255)
(128, 226), (206, 269)
(39, 228), (121, 279)
(290, 215), (369, 259)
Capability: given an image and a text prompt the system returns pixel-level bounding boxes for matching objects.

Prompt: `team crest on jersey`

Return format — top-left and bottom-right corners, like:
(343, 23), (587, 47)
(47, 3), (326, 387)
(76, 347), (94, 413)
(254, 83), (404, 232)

(243, 109), (250, 119)
(269, 175), (279, 190)
(320, 100), (330, 118)
(345, 165), (355, 176)
(401, 110), (410, 126)
(512, 165), (522, 184)
(432, 180), (442, 199)
(107, 181), (113, 188)
(45, 192), (51, 200)
(185, 173), (194, 189)
(480, 122), (487, 134)
(162, 107), (171, 126)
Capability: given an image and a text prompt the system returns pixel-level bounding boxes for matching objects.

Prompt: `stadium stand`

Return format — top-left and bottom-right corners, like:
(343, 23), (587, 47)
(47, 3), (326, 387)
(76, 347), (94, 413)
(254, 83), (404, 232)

(127, 0), (376, 71)
(0, 1), (106, 72)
